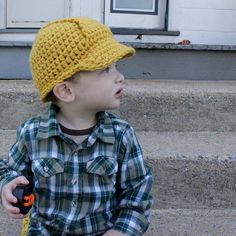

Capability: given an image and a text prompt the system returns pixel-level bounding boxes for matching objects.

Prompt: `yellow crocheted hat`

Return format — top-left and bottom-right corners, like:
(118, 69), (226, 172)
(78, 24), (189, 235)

(30, 17), (135, 102)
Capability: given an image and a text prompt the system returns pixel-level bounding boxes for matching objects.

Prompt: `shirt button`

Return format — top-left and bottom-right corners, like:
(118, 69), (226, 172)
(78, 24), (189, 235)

(43, 166), (49, 172)
(71, 200), (77, 207)
(71, 178), (77, 185)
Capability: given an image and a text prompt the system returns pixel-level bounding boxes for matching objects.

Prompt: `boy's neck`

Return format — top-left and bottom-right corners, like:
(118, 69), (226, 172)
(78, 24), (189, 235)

(56, 106), (97, 130)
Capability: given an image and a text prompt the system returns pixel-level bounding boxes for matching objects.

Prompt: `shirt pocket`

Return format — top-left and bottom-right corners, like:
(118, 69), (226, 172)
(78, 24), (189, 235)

(85, 155), (118, 196)
(86, 155), (117, 177)
(32, 157), (64, 178)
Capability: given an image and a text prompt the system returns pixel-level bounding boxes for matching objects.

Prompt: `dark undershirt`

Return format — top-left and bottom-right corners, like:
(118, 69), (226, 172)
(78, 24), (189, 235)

(59, 123), (95, 136)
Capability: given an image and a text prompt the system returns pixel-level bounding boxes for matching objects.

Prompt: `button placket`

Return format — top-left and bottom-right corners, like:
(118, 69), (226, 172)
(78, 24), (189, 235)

(71, 200), (77, 208)
(43, 166), (49, 172)
(71, 178), (78, 185)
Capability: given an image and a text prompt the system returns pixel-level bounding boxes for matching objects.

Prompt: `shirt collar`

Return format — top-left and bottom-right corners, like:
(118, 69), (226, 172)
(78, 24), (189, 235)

(37, 104), (61, 140)
(88, 112), (115, 145)
(37, 105), (115, 145)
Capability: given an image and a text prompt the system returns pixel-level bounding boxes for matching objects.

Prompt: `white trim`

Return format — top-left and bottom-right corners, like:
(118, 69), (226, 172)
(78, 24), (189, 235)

(0, 0), (6, 29)
(112, 0), (156, 12)
(167, 0), (173, 30)
(114, 34), (178, 44)
(64, 0), (72, 18)
(70, 0), (103, 22)
(113, 8), (155, 13)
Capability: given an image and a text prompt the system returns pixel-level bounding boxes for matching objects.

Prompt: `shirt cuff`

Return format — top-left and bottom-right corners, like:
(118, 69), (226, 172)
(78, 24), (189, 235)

(0, 170), (19, 192)
(113, 209), (149, 236)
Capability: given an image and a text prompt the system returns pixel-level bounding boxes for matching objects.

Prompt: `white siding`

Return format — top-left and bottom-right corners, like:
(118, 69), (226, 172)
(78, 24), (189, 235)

(169, 0), (236, 44)
(0, 0), (236, 45)
(70, 0), (103, 22)
(180, 0), (236, 10)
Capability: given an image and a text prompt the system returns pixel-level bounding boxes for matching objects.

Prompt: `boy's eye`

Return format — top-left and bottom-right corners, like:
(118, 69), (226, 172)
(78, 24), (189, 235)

(101, 63), (116, 74)
(104, 67), (110, 73)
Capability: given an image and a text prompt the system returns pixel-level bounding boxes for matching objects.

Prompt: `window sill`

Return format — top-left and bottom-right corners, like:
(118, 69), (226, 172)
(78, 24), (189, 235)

(125, 42), (236, 51)
(111, 28), (180, 36)
(1, 41), (236, 52)
(0, 27), (180, 36)
(0, 28), (39, 33)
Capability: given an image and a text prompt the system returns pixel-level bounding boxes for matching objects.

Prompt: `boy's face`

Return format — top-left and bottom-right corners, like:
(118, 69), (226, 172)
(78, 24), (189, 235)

(71, 63), (125, 112)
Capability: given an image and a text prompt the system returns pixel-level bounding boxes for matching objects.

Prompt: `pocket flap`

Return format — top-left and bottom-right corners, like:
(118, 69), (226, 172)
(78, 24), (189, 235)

(86, 156), (117, 176)
(33, 157), (64, 177)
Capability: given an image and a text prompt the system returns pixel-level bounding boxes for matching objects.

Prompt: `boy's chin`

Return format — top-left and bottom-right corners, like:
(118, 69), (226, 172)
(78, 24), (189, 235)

(103, 103), (121, 111)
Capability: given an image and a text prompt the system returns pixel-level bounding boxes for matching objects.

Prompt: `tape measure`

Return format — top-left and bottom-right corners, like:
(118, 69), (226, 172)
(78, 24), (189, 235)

(21, 215), (30, 236)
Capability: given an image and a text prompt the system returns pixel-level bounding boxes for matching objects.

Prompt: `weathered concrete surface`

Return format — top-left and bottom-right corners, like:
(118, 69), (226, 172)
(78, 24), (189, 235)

(0, 205), (21, 236)
(0, 80), (236, 131)
(1, 130), (236, 210)
(146, 209), (236, 236)
(122, 80), (236, 132)
(138, 131), (236, 209)
(0, 129), (16, 158)
(1, 207), (236, 236)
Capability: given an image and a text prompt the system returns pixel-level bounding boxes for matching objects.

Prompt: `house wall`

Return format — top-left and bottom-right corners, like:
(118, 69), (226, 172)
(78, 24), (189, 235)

(0, 0), (236, 45)
(169, 0), (236, 45)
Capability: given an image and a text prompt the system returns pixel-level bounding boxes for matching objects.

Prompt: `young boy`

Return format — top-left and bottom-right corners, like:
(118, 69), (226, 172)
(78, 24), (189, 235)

(0, 17), (153, 236)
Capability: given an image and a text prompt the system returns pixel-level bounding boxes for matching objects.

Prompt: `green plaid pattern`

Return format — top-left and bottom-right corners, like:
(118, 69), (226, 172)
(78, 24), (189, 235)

(0, 105), (153, 236)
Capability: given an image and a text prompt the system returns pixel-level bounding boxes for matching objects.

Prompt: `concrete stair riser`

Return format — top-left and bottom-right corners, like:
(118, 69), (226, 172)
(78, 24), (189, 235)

(137, 131), (236, 209)
(0, 80), (236, 131)
(1, 207), (236, 236)
(150, 156), (236, 209)
(121, 92), (236, 132)
(1, 130), (236, 210)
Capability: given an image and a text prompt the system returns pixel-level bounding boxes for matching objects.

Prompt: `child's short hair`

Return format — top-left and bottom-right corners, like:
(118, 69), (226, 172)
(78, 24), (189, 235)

(30, 17), (135, 102)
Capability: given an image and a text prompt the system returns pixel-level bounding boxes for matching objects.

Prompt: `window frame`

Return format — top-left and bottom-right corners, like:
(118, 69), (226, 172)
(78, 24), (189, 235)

(110, 0), (158, 15)
(1, 0), (71, 29)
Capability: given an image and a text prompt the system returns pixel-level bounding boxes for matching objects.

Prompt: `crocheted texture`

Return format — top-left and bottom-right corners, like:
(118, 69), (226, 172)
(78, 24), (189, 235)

(30, 17), (135, 102)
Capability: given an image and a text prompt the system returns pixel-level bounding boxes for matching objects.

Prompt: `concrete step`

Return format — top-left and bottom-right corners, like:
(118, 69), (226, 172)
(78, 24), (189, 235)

(1, 207), (236, 236)
(137, 131), (236, 209)
(146, 209), (236, 236)
(1, 130), (236, 210)
(0, 79), (236, 131)
(0, 206), (21, 236)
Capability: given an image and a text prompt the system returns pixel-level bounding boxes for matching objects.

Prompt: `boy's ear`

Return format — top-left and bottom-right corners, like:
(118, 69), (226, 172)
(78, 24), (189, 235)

(53, 82), (75, 102)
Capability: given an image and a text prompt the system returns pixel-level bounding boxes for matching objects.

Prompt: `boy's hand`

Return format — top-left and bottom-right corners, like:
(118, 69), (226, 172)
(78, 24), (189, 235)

(103, 229), (126, 236)
(1, 176), (29, 219)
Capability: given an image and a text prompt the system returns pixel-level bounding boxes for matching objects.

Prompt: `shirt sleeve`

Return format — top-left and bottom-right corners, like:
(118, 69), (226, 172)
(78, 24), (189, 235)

(113, 126), (153, 236)
(0, 124), (31, 191)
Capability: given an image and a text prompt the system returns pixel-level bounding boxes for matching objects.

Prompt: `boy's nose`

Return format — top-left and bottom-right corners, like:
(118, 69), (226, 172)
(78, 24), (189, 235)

(115, 71), (125, 83)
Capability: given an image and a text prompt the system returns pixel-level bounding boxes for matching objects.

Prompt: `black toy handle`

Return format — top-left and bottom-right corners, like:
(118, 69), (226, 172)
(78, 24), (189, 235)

(12, 182), (35, 214)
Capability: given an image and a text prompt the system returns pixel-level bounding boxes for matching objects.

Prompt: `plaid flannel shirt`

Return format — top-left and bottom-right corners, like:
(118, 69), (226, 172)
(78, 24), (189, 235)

(0, 105), (153, 236)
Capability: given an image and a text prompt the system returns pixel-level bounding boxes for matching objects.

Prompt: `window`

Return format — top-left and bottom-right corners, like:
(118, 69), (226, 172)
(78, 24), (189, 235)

(111, 0), (158, 15)
(6, 0), (70, 28)
(105, 0), (167, 29)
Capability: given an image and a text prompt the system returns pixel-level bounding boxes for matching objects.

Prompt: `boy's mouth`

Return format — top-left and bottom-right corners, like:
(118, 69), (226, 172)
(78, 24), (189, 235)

(115, 88), (123, 99)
